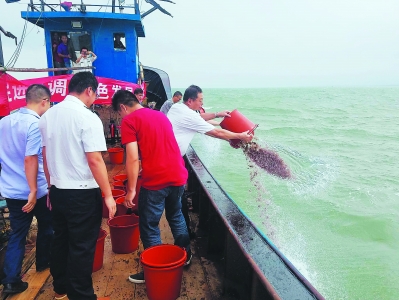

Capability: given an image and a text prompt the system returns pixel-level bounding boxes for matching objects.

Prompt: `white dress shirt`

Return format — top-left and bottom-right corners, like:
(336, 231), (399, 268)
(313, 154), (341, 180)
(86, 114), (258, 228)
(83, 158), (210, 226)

(39, 95), (107, 189)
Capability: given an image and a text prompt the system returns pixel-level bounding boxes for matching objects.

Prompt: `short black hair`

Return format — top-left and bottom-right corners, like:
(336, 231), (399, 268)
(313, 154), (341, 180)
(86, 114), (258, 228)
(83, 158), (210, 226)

(134, 88), (143, 95)
(112, 89), (139, 112)
(173, 91), (182, 97)
(26, 84), (51, 104)
(68, 72), (98, 94)
(80, 47), (88, 52)
(183, 85), (202, 102)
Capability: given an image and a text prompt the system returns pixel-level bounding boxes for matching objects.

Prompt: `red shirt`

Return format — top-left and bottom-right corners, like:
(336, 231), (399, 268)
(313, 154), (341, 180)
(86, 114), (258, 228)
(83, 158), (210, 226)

(121, 108), (188, 190)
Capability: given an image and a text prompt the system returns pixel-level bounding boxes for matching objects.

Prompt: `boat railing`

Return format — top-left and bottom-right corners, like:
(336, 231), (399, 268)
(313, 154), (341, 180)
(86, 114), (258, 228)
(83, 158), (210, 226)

(25, 0), (139, 14)
(185, 145), (325, 300)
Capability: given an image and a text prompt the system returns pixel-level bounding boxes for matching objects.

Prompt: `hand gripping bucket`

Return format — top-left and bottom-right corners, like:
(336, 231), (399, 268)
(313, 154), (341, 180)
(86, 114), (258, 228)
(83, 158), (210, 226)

(108, 148), (124, 164)
(102, 189), (126, 218)
(114, 177), (142, 215)
(219, 109), (258, 148)
(107, 214), (140, 254)
(92, 229), (107, 272)
(115, 196), (129, 216)
(140, 245), (187, 300)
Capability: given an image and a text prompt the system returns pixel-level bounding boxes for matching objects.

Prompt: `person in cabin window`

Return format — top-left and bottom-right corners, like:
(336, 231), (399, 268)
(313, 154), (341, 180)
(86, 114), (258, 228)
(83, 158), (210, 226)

(114, 34), (126, 49)
(111, 89), (192, 284)
(160, 91), (183, 115)
(52, 33), (64, 75)
(57, 34), (72, 75)
(39, 72), (116, 300)
(75, 47), (97, 73)
(134, 88), (144, 103)
(0, 84), (53, 295)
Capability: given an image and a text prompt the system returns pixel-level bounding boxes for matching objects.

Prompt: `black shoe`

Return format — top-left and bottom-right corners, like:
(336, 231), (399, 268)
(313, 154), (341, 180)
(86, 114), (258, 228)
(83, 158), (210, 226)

(128, 271), (145, 284)
(3, 281), (28, 294)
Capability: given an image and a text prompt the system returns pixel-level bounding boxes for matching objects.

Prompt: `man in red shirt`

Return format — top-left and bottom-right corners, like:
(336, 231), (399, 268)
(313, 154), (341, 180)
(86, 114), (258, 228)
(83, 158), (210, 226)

(112, 90), (191, 284)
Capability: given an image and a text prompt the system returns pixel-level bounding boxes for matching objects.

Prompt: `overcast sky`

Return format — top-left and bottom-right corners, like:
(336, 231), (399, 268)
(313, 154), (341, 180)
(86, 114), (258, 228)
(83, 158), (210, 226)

(1, 0), (398, 87)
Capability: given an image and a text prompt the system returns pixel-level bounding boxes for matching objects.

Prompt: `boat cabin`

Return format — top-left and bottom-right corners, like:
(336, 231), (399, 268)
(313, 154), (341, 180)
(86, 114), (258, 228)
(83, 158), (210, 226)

(21, 5), (144, 83)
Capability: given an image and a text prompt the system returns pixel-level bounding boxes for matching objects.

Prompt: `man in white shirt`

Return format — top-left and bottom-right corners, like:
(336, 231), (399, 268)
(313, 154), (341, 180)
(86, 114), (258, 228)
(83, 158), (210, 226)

(167, 85), (254, 156)
(75, 47), (97, 73)
(39, 72), (116, 300)
(167, 85), (254, 238)
(160, 91), (182, 115)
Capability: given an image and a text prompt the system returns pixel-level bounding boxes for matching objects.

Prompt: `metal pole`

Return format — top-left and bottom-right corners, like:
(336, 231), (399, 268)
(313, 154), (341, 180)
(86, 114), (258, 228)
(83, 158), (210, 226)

(30, 0), (34, 12)
(112, 0), (115, 13)
(0, 35), (4, 67)
(40, 0), (44, 11)
(135, 0), (139, 15)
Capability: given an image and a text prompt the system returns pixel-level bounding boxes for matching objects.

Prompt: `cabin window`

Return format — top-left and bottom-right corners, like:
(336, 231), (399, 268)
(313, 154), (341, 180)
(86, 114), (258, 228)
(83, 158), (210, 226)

(69, 31), (92, 54)
(114, 33), (126, 51)
(51, 31), (69, 75)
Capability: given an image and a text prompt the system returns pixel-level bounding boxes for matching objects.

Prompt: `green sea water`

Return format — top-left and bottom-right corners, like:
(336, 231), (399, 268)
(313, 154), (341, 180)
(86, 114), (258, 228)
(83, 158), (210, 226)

(186, 87), (399, 300)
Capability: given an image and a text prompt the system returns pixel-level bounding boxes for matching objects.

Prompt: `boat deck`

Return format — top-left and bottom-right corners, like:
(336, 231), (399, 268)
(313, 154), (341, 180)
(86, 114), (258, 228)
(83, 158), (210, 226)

(2, 154), (223, 300)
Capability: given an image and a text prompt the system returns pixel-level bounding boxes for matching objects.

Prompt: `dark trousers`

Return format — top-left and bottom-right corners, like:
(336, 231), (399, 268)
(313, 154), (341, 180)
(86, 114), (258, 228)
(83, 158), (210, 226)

(54, 61), (65, 75)
(2, 195), (53, 284)
(139, 186), (190, 251)
(49, 186), (102, 300)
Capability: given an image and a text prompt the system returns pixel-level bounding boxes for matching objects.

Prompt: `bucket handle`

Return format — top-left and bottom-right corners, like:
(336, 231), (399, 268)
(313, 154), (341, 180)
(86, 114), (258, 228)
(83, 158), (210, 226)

(248, 124), (259, 136)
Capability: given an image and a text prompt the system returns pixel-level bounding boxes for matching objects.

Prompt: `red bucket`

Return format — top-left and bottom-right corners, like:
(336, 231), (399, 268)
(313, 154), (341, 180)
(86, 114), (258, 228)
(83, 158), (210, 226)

(113, 180), (126, 191)
(107, 214), (140, 254)
(119, 177), (142, 214)
(102, 189), (126, 218)
(115, 196), (128, 216)
(108, 148), (124, 164)
(140, 245), (187, 300)
(141, 244), (187, 268)
(113, 174), (128, 182)
(93, 229), (107, 272)
(219, 109), (258, 148)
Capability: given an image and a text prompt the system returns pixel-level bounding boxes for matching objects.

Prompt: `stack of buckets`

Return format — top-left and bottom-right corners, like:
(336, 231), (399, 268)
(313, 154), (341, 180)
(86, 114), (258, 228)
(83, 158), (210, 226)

(94, 172), (141, 273)
(112, 173), (142, 216)
(140, 245), (187, 300)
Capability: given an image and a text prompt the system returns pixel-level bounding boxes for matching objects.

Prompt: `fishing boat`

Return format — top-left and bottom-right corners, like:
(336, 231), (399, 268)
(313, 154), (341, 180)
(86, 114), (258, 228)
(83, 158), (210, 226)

(0, 1), (325, 299)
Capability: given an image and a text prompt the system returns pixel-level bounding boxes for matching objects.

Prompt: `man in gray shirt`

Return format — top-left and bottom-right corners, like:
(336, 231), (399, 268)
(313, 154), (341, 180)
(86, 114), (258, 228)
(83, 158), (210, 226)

(160, 91), (182, 115)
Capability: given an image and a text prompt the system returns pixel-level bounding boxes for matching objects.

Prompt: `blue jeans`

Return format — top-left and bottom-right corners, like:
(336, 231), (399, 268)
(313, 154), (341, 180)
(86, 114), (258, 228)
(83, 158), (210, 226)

(139, 186), (190, 251)
(3, 195), (53, 284)
(64, 60), (72, 74)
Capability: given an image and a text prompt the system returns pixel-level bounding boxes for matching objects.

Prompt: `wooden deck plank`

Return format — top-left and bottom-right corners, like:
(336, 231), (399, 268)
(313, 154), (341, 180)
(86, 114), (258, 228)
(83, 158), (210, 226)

(34, 276), (54, 300)
(7, 269), (50, 300)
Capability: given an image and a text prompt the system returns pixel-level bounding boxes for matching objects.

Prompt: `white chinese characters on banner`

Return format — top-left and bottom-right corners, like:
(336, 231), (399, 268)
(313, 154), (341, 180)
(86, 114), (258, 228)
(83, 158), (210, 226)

(48, 79), (68, 97)
(8, 85), (28, 102)
(96, 83), (109, 99)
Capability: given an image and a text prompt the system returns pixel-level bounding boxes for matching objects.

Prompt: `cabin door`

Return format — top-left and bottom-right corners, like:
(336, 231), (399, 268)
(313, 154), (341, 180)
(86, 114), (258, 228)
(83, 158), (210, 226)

(112, 32), (136, 82)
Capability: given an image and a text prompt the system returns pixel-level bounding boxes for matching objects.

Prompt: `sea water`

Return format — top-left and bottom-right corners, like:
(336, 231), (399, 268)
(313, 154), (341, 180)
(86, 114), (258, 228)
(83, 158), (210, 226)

(186, 87), (399, 300)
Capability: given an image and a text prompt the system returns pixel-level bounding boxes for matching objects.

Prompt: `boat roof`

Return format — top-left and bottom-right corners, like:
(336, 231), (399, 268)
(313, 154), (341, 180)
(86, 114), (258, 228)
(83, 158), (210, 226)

(21, 11), (145, 37)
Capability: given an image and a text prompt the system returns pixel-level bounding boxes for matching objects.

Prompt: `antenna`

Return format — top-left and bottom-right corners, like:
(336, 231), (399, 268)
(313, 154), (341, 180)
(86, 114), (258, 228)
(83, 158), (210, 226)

(79, 0), (86, 13)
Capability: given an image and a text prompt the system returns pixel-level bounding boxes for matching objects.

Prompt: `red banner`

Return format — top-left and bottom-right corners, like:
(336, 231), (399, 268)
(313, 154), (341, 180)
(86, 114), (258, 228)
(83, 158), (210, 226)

(0, 73), (143, 116)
